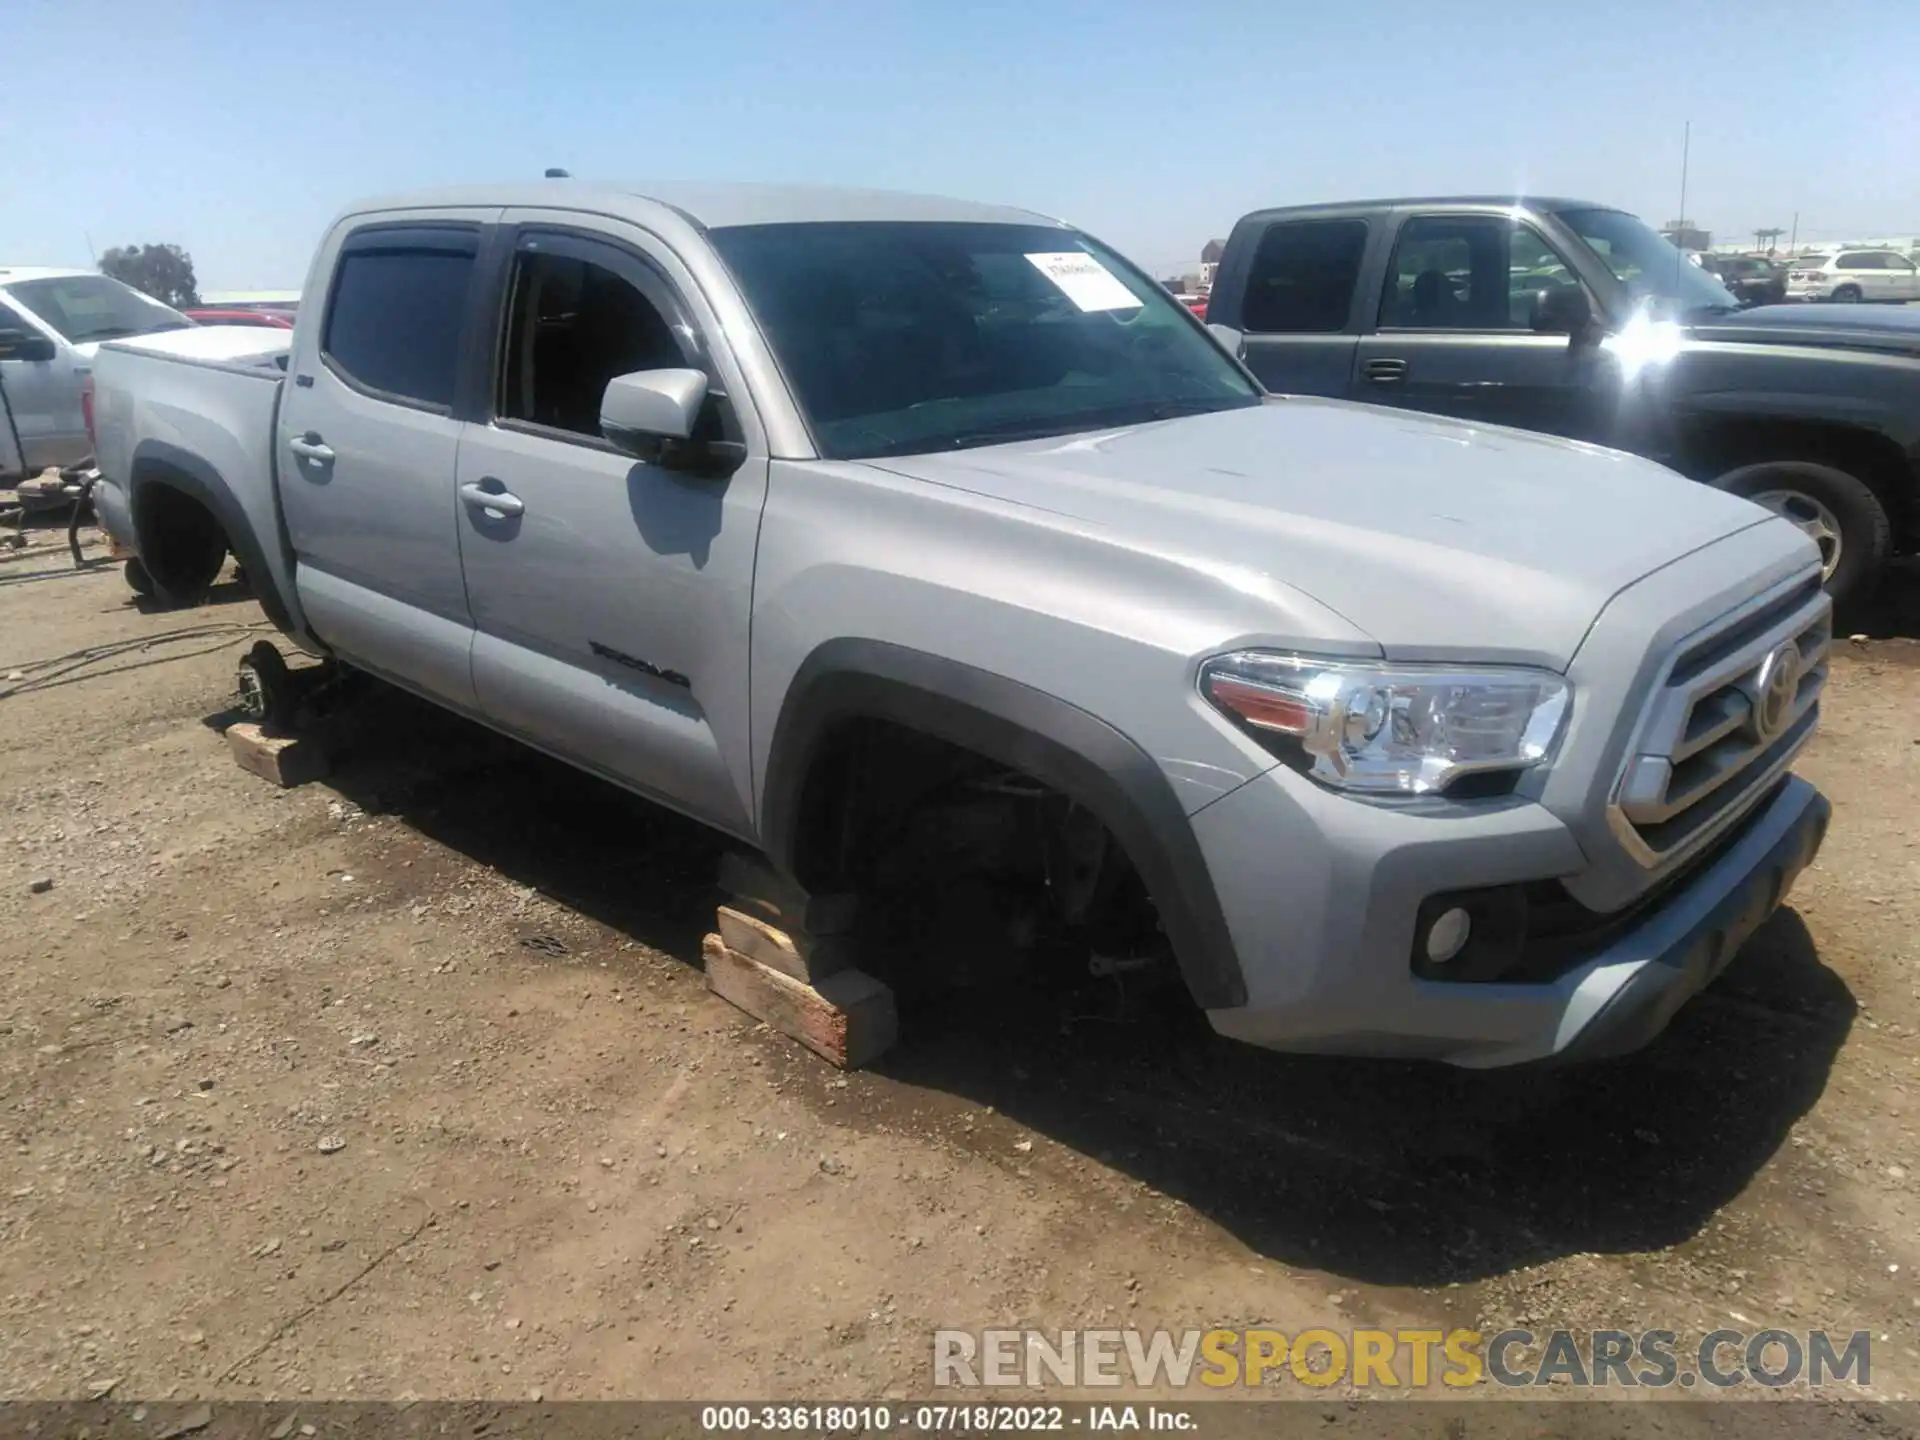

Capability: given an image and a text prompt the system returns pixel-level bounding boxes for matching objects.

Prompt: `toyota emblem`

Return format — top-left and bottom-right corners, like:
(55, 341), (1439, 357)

(1750, 643), (1802, 743)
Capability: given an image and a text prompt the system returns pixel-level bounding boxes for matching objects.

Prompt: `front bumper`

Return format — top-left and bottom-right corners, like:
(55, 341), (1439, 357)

(1195, 769), (1828, 1068)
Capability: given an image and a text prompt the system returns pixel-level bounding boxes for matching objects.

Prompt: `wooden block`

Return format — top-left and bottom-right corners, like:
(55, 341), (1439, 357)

(225, 722), (329, 788)
(703, 934), (896, 1069)
(716, 905), (851, 983)
(718, 852), (857, 936)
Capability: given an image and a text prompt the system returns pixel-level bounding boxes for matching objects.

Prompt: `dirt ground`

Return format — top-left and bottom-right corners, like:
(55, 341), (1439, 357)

(1, 526), (1917, 1409)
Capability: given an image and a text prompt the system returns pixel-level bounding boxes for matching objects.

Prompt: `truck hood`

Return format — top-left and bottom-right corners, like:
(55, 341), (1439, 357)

(1691, 302), (1920, 358)
(863, 398), (1781, 670)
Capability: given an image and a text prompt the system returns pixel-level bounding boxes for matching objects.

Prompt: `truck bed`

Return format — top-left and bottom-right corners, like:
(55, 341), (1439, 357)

(90, 326), (297, 628)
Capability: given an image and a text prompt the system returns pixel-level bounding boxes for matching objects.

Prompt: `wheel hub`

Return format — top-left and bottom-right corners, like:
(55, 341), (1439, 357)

(235, 661), (269, 722)
(1750, 488), (1842, 581)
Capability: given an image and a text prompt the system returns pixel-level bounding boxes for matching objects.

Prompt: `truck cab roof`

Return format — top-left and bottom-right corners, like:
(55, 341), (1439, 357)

(1235, 196), (1609, 222)
(340, 181), (1063, 232)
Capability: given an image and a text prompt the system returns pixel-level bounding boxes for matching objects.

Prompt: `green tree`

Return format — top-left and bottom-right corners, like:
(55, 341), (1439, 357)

(99, 243), (200, 308)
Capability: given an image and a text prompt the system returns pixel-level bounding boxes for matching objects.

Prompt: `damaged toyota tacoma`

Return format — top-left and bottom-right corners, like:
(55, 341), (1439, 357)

(87, 182), (1831, 1066)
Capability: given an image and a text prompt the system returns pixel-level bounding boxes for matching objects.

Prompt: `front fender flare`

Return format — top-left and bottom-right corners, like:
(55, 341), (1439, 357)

(761, 639), (1248, 1010)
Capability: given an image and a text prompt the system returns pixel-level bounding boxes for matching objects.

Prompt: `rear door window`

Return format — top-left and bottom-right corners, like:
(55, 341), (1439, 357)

(322, 233), (478, 410)
(1836, 251), (1879, 270)
(1240, 220), (1369, 333)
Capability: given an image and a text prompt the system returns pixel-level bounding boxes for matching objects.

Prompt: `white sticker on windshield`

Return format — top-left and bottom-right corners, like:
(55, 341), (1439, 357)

(1025, 251), (1143, 312)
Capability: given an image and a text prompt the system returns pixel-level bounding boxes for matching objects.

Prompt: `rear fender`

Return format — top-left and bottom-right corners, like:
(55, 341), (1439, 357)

(129, 439), (313, 643)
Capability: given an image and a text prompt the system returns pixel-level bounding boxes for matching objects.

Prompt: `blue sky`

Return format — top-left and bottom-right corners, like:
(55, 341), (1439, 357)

(3, 0), (1915, 290)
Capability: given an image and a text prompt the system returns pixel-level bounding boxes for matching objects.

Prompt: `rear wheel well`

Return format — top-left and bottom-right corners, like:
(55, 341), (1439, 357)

(1677, 418), (1913, 544)
(131, 468), (232, 605)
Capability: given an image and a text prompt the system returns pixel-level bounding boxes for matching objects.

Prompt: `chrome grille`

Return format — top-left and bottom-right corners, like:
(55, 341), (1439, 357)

(1608, 574), (1829, 869)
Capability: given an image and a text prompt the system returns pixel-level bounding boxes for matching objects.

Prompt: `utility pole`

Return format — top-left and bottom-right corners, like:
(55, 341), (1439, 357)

(1672, 120), (1692, 287)
(1788, 212), (1799, 253)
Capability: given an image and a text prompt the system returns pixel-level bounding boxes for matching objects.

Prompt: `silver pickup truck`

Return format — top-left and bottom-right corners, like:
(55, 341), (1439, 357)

(88, 181), (1832, 1067)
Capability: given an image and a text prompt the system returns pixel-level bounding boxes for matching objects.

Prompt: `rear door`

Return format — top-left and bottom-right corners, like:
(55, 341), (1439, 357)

(1230, 218), (1372, 396)
(451, 216), (769, 837)
(277, 214), (495, 708)
(1352, 212), (1615, 441)
(1833, 251), (1879, 299)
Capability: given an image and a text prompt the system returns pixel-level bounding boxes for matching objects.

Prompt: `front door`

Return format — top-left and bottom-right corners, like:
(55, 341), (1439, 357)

(1883, 253), (1920, 302)
(453, 220), (768, 837)
(277, 218), (491, 707)
(1352, 214), (1617, 443)
(0, 295), (81, 474)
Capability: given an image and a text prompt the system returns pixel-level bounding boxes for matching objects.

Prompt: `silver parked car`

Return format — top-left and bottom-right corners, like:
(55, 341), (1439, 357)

(0, 267), (191, 477)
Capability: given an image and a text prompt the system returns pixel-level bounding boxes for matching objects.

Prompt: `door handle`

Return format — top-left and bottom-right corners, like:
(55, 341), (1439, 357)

(460, 481), (525, 518)
(1363, 358), (1408, 384)
(288, 433), (334, 464)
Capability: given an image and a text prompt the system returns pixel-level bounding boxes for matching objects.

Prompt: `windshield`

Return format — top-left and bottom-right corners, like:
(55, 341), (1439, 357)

(0, 274), (191, 343)
(1790, 256), (1832, 270)
(1552, 208), (1740, 317)
(709, 221), (1260, 460)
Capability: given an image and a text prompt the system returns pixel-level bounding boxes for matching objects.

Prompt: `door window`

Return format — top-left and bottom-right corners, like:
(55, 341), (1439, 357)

(1835, 251), (1881, 270)
(1381, 216), (1579, 330)
(496, 250), (689, 441)
(1239, 220), (1369, 334)
(322, 241), (477, 409)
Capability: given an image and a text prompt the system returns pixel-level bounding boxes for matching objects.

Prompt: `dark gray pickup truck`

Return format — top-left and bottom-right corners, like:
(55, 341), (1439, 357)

(1206, 197), (1920, 604)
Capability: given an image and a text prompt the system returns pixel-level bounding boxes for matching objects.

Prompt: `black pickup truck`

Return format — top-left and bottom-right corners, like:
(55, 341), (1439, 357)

(1205, 197), (1920, 604)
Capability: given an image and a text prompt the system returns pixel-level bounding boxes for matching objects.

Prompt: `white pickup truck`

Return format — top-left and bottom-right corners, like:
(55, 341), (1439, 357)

(87, 181), (1831, 1067)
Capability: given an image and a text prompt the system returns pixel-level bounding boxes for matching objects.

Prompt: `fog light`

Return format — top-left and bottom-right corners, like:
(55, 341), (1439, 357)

(1425, 907), (1472, 964)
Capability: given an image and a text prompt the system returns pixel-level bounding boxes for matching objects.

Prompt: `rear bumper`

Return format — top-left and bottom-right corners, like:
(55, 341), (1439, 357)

(89, 476), (137, 552)
(1196, 769), (1828, 1068)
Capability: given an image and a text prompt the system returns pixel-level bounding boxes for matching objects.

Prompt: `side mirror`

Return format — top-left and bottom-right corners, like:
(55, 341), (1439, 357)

(1206, 322), (1247, 359)
(0, 327), (57, 363)
(1531, 286), (1593, 339)
(599, 367), (746, 477)
(600, 368), (708, 449)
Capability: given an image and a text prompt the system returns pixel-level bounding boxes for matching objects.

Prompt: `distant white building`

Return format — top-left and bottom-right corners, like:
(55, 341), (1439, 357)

(1199, 239), (1225, 291)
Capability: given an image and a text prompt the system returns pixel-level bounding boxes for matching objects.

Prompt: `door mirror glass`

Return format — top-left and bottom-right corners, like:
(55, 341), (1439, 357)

(600, 368), (708, 452)
(1531, 285), (1592, 337)
(0, 326), (57, 363)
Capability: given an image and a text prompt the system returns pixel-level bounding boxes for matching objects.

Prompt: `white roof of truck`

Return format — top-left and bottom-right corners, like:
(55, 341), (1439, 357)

(0, 266), (95, 283)
(343, 181), (1063, 231)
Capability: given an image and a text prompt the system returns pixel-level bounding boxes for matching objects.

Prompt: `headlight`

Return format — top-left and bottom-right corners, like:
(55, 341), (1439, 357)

(1200, 651), (1571, 796)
